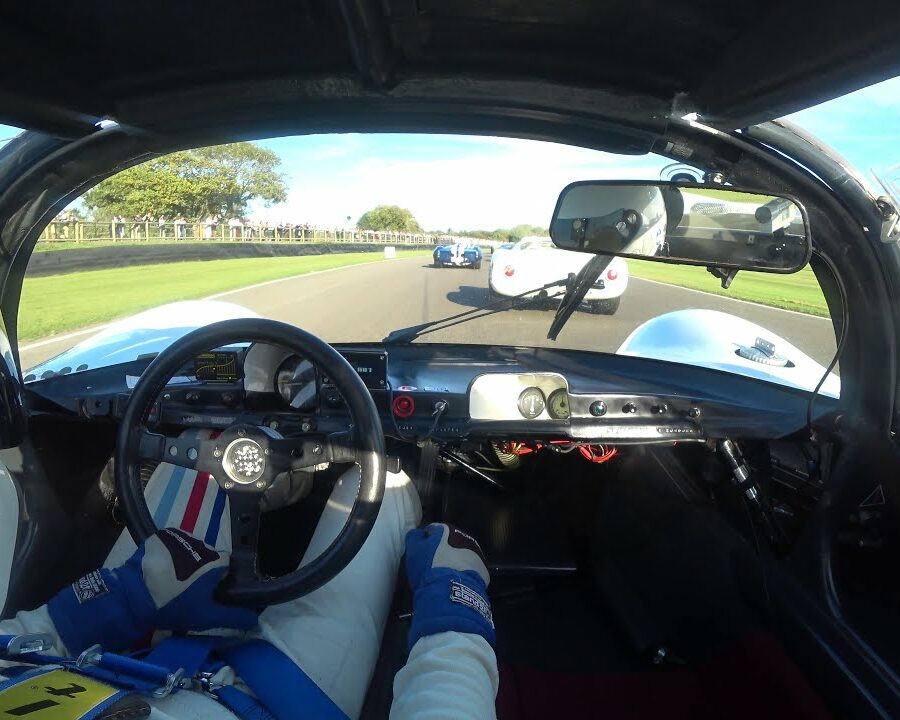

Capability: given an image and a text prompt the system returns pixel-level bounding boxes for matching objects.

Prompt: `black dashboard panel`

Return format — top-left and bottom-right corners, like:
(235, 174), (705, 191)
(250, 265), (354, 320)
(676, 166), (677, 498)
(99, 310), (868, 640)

(22, 342), (838, 443)
(320, 351), (387, 391)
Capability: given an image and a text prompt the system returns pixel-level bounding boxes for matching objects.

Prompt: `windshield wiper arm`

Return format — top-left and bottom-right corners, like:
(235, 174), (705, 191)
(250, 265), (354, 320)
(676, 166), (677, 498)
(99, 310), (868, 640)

(382, 277), (571, 344)
(546, 254), (613, 341)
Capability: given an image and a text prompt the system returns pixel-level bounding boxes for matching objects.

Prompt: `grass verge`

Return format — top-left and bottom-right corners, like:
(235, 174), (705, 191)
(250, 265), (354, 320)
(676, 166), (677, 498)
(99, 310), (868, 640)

(20, 251), (428, 341)
(627, 259), (829, 317)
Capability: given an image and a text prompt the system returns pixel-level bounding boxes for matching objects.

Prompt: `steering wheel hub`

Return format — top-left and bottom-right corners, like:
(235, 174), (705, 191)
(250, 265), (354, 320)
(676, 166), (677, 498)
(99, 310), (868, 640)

(222, 437), (266, 485)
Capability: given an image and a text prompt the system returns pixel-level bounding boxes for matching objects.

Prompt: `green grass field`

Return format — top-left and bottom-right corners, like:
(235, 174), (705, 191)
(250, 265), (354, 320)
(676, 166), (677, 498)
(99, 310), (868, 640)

(20, 251), (428, 341)
(627, 259), (829, 316)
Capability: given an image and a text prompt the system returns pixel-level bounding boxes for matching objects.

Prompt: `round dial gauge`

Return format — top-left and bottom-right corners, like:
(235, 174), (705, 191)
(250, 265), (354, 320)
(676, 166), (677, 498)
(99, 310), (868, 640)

(517, 387), (546, 419)
(547, 388), (570, 420)
(276, 356), (317, 410)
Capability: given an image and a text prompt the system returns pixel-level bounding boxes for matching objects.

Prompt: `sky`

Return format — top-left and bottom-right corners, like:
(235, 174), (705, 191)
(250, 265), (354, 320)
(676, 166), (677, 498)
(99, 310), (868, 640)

(0, 76), (896, 230)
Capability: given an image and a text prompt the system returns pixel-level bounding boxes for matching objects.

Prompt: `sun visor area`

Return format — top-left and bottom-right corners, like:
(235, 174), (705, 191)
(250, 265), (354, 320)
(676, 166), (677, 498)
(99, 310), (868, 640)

(106, 76), (669, 157)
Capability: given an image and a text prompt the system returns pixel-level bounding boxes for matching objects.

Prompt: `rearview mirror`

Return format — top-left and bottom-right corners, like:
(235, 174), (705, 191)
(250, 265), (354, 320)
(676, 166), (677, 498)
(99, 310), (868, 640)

(550, 181), (810, 273)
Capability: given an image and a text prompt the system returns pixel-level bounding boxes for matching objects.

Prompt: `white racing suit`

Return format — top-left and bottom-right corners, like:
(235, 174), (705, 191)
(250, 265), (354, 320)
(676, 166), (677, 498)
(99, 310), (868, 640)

(0, 462), (498, 719)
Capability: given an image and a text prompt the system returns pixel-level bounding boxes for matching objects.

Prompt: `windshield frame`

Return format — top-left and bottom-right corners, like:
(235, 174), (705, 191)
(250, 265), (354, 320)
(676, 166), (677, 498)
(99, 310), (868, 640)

(0, 118), (892, 430)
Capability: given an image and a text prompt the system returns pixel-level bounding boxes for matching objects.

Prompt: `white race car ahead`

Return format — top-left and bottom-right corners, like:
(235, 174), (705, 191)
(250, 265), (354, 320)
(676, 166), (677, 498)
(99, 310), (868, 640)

(488, 236), (628, 314)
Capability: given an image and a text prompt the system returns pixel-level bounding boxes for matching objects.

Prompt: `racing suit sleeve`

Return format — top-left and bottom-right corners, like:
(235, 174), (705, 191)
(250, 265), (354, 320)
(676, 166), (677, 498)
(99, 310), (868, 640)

(391, 632), (499, 719)
(389, 524), (499, 720)
(2, 529), (255, 657)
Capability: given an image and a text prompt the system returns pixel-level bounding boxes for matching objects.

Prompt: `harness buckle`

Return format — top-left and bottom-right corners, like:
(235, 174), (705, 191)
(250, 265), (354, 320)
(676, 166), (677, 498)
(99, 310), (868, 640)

(195, 670), (224, 695)
(152, 668), (185, 699)
(76, 643), (103, 668)
(2, 632), (54, 656)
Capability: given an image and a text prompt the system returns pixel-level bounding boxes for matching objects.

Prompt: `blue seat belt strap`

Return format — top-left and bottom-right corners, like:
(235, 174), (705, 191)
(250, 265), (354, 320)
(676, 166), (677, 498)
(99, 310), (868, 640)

(215, 685), (278, 720)
(220, 640), (349, 720)
(2, 634), (349, 720)
(143, 634), (223, 677)
(147, 636), (349, 720)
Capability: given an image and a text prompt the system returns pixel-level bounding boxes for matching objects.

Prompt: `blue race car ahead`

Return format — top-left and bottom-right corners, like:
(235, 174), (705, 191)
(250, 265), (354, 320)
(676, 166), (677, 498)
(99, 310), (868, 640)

(432, 242), (483, 269)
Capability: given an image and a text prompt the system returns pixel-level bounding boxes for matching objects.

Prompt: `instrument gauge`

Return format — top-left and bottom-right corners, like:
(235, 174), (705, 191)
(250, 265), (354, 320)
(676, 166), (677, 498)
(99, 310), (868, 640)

(517, 387), (546, 419)
(276, 356), (317, 410)
(547, 388), (570, 420)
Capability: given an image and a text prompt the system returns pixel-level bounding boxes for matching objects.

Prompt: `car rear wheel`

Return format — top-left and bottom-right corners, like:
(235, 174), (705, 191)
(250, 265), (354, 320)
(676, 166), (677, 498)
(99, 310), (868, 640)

(472, 260), (482, 270)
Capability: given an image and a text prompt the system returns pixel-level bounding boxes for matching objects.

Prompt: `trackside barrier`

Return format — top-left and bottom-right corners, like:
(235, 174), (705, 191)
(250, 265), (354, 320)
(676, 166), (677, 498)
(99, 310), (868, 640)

(39, 221), (484, 247)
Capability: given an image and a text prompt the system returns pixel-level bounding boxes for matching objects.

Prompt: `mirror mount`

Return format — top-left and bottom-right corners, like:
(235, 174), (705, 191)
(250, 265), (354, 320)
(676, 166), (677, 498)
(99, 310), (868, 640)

(707, 266), (739, 289)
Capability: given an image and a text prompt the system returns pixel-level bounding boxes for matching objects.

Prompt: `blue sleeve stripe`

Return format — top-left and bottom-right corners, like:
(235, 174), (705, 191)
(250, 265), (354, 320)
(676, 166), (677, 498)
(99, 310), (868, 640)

(204, 488), (227, 546)
(153, 466), (187, 527)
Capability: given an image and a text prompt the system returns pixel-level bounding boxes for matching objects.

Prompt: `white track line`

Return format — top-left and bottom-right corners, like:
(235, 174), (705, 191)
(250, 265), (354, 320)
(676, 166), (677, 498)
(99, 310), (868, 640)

(19, 258), (393, 352)
(631, 276), (832, 321)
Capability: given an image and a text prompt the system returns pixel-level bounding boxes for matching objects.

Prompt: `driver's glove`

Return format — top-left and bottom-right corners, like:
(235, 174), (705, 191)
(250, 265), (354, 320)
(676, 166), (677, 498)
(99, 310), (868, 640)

(404, 523), (495, 650)
(48, 528), (258, 655)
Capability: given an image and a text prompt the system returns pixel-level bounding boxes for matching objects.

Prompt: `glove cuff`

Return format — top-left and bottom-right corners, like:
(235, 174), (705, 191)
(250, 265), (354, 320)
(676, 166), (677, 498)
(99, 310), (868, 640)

(408, 569), (495, 651)
(48, 565), (156, 655)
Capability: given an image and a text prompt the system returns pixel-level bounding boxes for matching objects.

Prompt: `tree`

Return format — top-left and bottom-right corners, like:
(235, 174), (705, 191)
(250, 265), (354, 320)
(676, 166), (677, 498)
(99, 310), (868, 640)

(443, 224), (548, 241)
(508, 224), (549, 240)
(82, 142), (287, 219)
(356, 205), (423, 233)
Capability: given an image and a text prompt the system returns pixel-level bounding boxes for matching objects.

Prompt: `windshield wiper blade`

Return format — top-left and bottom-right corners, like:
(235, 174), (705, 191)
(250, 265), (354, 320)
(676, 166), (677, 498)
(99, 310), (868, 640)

(546, 254), (613, 341)
(382, 277), (570, 344)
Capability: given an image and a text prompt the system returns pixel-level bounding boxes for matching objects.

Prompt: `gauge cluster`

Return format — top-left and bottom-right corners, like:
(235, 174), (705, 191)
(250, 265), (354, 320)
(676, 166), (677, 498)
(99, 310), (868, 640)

(516, 387), (571, 419)
(470, 373), (569, 421)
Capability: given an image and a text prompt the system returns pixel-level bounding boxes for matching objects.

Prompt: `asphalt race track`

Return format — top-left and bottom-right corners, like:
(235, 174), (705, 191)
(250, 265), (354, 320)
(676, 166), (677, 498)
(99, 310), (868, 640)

(20, 256), (837, 370)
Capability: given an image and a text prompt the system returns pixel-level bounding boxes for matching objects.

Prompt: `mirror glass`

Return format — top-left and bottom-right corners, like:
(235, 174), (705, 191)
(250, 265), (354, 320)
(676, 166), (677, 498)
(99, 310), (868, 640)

(550, 182), (810, 272)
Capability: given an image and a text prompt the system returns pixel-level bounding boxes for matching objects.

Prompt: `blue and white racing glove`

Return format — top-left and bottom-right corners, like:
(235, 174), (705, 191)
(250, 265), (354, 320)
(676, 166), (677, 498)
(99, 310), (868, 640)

(405, 523), (495, 650)
(48, 528), (258, 655)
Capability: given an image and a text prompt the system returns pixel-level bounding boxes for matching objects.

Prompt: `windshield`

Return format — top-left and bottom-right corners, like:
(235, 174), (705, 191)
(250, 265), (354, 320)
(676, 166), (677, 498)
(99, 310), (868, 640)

(18, 133), (839, 395)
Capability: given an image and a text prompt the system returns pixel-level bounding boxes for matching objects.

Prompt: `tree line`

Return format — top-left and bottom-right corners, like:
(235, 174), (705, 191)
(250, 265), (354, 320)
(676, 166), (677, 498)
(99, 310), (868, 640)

(81, 143), (547, 240)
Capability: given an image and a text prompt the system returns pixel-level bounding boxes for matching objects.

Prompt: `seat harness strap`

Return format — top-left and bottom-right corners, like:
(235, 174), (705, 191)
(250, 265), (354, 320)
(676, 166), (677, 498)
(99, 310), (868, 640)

(0, 633), (349, 720)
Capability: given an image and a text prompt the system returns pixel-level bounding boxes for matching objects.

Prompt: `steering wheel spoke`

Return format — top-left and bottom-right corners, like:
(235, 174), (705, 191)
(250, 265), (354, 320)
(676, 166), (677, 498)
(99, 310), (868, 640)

(138, 429), (219, 474)
(268, 431), (358, 472)
(221, 492), (264, 589)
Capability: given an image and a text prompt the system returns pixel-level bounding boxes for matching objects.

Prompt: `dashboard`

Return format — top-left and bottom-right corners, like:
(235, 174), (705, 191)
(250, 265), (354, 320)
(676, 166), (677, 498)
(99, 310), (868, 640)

(25, 341), (832, 444)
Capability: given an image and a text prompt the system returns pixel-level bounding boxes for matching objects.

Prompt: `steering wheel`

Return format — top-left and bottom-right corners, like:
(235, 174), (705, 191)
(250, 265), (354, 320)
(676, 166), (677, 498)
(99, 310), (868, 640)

(115, 319), (386, 606)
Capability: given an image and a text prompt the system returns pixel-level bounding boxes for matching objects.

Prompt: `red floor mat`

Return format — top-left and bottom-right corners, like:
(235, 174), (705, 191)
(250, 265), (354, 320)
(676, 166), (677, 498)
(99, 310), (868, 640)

(497, 633), (831, 720)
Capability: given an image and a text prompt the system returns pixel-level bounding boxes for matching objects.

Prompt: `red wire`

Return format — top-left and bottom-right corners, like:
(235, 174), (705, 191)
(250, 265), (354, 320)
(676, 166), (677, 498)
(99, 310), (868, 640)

(497, 441), (616, 462)
(579, 445), (618, 463)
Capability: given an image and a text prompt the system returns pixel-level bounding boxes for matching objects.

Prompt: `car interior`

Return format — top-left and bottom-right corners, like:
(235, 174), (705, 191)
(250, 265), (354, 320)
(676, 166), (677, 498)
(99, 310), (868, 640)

(0, 2), (899, 719)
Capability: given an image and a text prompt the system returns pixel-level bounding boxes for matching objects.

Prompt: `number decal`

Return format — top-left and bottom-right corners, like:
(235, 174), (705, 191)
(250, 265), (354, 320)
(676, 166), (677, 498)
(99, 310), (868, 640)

(0, 670), (118, 718)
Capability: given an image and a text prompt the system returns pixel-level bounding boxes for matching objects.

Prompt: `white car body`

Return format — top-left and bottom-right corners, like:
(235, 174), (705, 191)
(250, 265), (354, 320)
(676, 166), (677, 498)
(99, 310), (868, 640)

(489, 236), (629, 301)
(24, 300), (259, 380)
(617, 309), (839, 397)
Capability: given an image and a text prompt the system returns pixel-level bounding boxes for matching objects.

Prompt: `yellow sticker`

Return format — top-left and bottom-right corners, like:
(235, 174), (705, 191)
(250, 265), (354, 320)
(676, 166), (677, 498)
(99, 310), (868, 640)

(0, 669), (119, 718)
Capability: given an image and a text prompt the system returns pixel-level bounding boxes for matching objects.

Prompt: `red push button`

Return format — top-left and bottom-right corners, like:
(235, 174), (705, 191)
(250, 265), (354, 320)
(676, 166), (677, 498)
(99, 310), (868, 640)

(392, 394), (415, 418)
